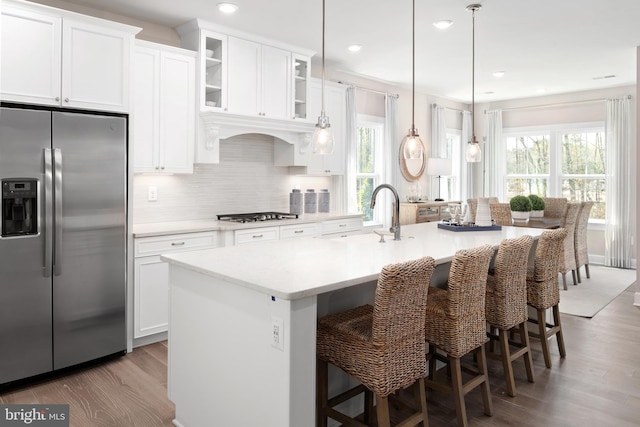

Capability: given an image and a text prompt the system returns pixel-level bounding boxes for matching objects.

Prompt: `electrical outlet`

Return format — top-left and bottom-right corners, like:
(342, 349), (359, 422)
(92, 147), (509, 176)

(271, 317), (284, 350)
(148, 186), (158, 202)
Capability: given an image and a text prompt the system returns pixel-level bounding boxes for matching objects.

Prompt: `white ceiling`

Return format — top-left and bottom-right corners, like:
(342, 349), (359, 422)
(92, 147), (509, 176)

(62, 0), (640, 103)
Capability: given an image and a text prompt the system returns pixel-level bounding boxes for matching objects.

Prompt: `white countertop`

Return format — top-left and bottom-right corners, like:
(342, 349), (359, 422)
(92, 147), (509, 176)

(161, 222), (545, 300)
(132, 213), (363, 238)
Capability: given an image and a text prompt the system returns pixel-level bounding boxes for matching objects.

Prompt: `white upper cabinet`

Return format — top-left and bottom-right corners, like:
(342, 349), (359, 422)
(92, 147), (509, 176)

(227, 38), (291, 120)
(133, 41), (196, 174)
(0, 0), (139, 112)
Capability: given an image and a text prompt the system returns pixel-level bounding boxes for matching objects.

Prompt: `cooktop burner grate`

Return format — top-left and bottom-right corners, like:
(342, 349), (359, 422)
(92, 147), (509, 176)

(216, 212), (299, 223)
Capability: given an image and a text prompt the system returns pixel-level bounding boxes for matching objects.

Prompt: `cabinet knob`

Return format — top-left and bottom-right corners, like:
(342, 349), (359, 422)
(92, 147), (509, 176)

(160, 166), (165, 170)
(155, 166), (160, 170)
(64, 97), (69, 103)
(55, 96), (60, 102)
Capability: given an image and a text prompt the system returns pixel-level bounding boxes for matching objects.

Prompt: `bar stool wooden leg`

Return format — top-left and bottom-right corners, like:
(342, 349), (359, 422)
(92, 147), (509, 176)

(317, 358), (328, 427)
(375, 395), (391, 427)
(498, 329), (516, 397)
(553, 305), (566, 358)
(415, 378), (429, 427)
(537, 308), (552, 368)
(521, 322), (535, 383)
(476, 346), (493, 417)
(450, 357), (468, 427)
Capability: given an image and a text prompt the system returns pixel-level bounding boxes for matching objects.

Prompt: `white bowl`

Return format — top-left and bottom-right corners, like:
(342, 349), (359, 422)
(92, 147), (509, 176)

(205, 49), (214, 58)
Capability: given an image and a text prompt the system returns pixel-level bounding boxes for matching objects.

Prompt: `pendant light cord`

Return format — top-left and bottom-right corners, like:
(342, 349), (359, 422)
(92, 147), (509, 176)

(411, 0), (416, 130)
(321, 0), (326, 117)
(471, 6), (475, 140)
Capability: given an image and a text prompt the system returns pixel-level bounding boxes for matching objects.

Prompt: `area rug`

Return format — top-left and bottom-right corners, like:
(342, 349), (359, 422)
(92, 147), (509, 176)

(559, 265), (636, 318)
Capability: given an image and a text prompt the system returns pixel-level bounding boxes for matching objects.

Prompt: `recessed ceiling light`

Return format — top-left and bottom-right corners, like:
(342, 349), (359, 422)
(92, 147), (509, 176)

(347, 44), (362, 52)
(492, 71), (505, 78)
(217, 3), (238, 14)
(433, 20), (453, 30)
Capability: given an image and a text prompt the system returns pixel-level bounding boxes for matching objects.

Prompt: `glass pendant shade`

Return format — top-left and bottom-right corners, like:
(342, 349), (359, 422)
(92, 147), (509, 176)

(312, 115), (334, 154)
(402, 128), (423, 159)
(465, 137), (481, 162)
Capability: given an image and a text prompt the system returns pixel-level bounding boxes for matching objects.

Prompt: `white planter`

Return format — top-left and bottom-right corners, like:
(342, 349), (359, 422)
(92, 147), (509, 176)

(530, 210), (544, 218)
(511, 211), (530, 222)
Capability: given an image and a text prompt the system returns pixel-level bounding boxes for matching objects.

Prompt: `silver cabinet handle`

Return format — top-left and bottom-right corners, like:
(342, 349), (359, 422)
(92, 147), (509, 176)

(252, 234), (263, 239)
(171, 242), (185, 246)
(64, 97), (69, 103)
(339, 224), (347, 227)
(55, 96), (60, 102)
(294, 230), (304, 234)
(53, 148), (63, 276)
(43, 148), (53, 277)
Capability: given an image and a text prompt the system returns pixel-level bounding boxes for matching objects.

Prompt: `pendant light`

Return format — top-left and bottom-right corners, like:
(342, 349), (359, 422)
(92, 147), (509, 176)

(401, 0), (424, 160)
(465, 4), (482, 163)
(311, 0), (334, 155)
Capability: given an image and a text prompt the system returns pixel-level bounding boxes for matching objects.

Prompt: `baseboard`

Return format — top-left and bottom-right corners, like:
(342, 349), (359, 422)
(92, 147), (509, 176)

(634, 292), (640, 307)
(133, 331), (167, 348)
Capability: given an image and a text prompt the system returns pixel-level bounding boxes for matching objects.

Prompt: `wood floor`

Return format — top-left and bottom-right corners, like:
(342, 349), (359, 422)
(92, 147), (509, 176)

(2, 284), (639, 427)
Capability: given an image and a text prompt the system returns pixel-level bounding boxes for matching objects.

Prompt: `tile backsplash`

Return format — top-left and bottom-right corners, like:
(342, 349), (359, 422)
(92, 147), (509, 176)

(133, 134), (331, 224)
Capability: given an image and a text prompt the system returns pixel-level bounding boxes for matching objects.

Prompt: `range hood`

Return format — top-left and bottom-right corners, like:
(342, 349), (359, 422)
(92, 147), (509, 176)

(199, 111), (315, 161)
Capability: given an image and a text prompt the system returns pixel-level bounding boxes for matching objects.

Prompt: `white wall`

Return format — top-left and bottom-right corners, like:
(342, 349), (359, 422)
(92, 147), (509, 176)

(133, 134), (330, 224)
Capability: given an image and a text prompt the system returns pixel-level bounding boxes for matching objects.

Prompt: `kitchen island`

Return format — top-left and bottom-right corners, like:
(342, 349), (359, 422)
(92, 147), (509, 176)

(161, 222), (545, 427)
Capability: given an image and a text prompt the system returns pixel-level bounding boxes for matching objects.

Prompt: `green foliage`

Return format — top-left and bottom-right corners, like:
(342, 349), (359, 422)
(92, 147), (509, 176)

(527, 194), (545, 210)
(509, 195), (532, 212)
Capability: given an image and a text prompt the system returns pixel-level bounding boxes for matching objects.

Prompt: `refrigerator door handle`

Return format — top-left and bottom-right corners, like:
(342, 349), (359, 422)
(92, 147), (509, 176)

(44, 148), (53, 277)
(53, 148), (63, 276)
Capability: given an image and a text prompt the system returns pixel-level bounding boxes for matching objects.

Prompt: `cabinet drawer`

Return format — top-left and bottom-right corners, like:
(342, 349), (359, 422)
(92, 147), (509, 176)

(280, 223), (318, 239)
(235, 227), (279, 245)
(135, 231), (217, 256)
(321, 218), (362, 235)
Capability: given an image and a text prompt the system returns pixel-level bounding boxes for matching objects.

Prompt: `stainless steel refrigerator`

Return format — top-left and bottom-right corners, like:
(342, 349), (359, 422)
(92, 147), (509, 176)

(0, 106), (127, 385)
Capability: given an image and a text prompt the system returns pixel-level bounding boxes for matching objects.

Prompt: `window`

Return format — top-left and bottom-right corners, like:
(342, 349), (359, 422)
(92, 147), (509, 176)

(503, 123), (605, 220)
(355, 116), (384, 223)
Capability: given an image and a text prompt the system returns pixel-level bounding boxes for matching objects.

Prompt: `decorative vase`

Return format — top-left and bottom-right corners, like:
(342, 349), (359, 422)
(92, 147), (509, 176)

(511, 211), (530, 223)
(530, 210), (544, 218)
(475, 197), (492, 226)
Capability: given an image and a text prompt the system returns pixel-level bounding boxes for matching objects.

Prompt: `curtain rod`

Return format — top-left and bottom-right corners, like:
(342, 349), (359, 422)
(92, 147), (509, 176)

(500, 94), (632, 112)
(432, 103), (467, 113)
(337, 81), (399, 98)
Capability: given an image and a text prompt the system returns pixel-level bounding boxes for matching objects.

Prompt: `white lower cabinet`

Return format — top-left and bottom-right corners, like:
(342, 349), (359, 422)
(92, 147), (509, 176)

(280, 223), (318, 239)
(133, 231), (217, 341)
(320, 218), (363, 238)
(234, 226), (279, 245)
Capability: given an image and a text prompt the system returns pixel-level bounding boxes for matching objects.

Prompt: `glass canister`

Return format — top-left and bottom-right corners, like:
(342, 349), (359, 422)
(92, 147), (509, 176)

(289, 189), (302, 215)
(304, 189), (317, 214)
(318, 189), (330, 213)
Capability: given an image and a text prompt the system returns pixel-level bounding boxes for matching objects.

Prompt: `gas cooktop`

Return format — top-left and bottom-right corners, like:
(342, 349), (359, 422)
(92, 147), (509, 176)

(216, 212), (299, 223)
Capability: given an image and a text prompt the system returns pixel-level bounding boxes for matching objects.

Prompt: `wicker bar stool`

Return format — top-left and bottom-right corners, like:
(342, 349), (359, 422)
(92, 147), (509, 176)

(574, 201), (594, 283)
(485, 235), (535, 397)
(558, 202), (581, 289)
(526, 228), (568, 368)
(542, 197), (567, 219)
(489, 202), (512, 226)
(317, 256), (436, 427)
(424, 245), (495, 427)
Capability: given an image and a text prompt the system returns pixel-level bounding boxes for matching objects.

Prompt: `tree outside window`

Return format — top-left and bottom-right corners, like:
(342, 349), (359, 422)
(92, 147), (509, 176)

(504, 124), (605, 220)
(355, 117), (383, 222)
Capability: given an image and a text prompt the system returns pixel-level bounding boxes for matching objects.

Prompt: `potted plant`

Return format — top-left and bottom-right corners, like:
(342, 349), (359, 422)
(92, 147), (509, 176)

(509, 195), (532, 222)
(528, 194), (545, 218)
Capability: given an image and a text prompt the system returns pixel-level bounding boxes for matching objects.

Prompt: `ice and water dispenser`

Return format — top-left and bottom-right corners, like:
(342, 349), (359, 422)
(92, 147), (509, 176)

(2, 179), (38, 237)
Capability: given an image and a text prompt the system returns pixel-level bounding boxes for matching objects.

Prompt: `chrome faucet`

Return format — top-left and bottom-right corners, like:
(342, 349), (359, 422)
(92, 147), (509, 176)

(370, 184), (401, 241)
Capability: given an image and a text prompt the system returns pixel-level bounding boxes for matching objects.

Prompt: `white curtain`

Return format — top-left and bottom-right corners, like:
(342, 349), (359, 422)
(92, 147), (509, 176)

(484, 109), (503, 198)
(343, 85), (358, 214)
(604, 96), (632, 268)
(461, 110), (472, 201)
(381, 94), (398, 228)
(431, 104), (446, 157)
(431, 104), (447, 198)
